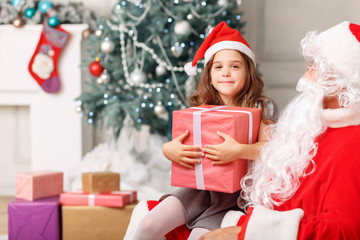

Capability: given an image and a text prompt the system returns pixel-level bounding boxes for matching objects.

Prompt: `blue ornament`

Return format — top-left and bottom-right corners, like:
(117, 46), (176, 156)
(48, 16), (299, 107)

(24, 8), (36, 19)
(48, 16), (60, 27)
(38, 1), (53, 13)
(11, 0), (23, 6)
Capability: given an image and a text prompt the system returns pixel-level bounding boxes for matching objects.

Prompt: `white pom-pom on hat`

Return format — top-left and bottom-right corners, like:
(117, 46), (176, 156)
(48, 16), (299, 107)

(184, 21), (255, 77)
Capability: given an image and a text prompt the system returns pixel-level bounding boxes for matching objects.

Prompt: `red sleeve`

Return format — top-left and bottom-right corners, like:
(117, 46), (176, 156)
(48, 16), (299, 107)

(236, 207), (253, 240)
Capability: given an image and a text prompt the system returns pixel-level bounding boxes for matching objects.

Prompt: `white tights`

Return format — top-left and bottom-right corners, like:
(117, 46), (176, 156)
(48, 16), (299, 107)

(133, 196), (210, 240)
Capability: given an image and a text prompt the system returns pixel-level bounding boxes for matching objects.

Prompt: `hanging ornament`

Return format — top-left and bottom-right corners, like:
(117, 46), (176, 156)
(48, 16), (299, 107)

(187, 14), (194, 21)
(82, 28), (93, 40)
(237, 0), (242, 7)
(12, 17), (25, 28)
(75, 105), (82, 113)
(100, 38), (115, 54)
(11, 0), (24, 6)
(38, 1), (54, 13)
(205, 25), (214, 35)
(97, 69), (110, 84)
(24, 8), (37, 19)
(48, 16), (61, 27)
(95, 29), (102, 38)
(174, 20), (191, 35)
(217, 0), (228, 6)
(154, 101), (166, 115)
(130, 68), (147, 85)
(155, 65), (167, 76)
(89, 58), (104, 77)
(171, 42), (183, 58)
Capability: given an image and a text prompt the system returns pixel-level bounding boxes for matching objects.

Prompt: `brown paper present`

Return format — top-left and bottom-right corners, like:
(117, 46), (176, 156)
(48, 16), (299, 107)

(82, 172), (120, 194)
(62, 203), (137, 240)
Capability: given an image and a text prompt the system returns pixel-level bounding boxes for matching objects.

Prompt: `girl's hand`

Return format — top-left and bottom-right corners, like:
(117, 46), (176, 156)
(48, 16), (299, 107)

(199, 226), (241, 240)
(162, 130), (203, 169)
(202, 131), (242, 165)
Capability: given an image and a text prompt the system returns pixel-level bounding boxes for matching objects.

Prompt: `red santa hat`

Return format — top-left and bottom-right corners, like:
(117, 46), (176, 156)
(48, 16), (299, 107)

(314, 21), (360, 80)
(184, 21), (256, 77)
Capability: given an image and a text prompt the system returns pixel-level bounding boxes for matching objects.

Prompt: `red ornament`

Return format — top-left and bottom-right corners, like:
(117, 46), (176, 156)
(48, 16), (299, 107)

(89, 58), (104, 77)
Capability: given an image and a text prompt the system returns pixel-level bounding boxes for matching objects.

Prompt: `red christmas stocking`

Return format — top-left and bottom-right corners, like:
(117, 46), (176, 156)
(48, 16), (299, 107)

(28, 19), (70, 93)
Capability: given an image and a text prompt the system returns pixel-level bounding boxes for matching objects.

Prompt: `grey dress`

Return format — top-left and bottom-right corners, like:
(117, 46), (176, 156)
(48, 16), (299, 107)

(160, 188), (242, 231)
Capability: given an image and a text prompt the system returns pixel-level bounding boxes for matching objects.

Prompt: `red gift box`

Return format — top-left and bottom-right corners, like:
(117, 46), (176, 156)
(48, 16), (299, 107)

(171, 105), (261, 193)
(15, 170), (63, 201)
(60, 190), (137, 208)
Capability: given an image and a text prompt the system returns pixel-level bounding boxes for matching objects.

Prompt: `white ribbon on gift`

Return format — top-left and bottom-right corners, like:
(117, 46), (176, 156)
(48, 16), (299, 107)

(112, 191), (135, 203)
(191, 106), (254, 190)
(88, 194), (96, 206)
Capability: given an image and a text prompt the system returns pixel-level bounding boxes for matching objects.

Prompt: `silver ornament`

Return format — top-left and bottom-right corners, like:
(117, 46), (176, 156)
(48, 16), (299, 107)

(154, 101), (166, 115)
(75, 106), (82, 113)
(155, 65), (167, 76)
(187, 14), (194, 21)
(205, 25), (214, 35)
(97, 70), (110, 84)
(130, 68), (147, 85)
(237, 0), (242, 7)
(217, 0), (228, 6)
(100, 39), (115, 54)
(95, 29), (102, 38)
(174, 20), (191, 35)
(171, 42), (183, 58)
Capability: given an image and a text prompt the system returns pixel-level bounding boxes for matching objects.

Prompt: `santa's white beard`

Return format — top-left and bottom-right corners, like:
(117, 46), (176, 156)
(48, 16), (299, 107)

(241, 77), (327, 208)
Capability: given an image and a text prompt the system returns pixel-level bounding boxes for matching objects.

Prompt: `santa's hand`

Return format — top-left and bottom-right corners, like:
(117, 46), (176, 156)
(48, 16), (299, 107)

(162, 130), (202, 169)
(202, 131), (241, 165)
(199, 226), (241, 240)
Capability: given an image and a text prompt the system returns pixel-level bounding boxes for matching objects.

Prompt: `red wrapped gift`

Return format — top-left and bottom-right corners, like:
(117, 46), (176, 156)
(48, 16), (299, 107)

(60, 190), (137, 208)
(171, 105), (261, 193)
(15, 170), (63, 201)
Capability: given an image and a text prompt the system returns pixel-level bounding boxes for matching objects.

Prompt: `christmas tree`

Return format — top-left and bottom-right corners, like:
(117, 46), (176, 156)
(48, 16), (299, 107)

(77, 0), (245, 139)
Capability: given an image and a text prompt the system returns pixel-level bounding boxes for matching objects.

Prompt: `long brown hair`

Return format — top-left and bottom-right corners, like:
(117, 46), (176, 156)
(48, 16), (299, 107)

(189, 51), (276, 123)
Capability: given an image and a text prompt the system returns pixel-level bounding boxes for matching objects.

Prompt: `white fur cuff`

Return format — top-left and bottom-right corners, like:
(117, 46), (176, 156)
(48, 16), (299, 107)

(244, 206), (304, 240)
(221, 210), (245, 228)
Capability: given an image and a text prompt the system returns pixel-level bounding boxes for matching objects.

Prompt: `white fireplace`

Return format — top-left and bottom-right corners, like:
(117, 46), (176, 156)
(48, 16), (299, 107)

(0, 24), (94, 195)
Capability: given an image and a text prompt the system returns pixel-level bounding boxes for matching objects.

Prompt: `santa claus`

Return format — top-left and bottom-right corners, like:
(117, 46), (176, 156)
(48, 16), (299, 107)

(125, 21), (360, 240)
(200, 20), (360, 240)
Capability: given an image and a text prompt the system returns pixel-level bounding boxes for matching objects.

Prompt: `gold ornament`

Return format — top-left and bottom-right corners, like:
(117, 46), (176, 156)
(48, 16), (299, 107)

(82, 29), (93, 40)
(12, 17), (25, 28)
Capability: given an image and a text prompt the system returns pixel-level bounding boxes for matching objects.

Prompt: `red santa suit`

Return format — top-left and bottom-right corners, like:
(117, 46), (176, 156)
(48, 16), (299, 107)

(236, 108), (360, 240)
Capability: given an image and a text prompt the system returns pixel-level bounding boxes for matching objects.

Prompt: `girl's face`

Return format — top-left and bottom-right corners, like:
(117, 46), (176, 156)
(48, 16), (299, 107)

(210, 49), (247, 105)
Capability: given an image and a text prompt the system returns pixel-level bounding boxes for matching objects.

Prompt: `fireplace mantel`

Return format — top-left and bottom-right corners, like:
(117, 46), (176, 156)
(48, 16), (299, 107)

(0, 24), (93, 194)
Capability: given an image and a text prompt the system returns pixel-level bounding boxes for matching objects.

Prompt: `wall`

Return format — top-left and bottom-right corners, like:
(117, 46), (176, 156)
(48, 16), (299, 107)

(241, 0), (360, 109)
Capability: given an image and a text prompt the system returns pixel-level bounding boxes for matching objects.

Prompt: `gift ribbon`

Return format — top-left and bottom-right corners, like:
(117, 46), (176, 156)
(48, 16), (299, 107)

(88, 194), (95, 206)
(112, 191), (135, 203)
(191, 106), (254, 190)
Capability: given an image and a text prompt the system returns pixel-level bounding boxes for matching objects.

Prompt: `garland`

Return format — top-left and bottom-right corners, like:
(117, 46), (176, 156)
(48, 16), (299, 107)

(0, 0), (97, 29)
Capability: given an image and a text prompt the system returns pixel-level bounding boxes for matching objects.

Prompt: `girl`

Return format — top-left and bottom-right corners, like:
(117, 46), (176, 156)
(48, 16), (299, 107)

(133, 21), (276, 240)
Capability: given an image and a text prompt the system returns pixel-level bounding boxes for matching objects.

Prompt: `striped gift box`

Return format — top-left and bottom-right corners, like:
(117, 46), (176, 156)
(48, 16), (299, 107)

(60, 190), (137, 208)
(15, 170), (63, 201)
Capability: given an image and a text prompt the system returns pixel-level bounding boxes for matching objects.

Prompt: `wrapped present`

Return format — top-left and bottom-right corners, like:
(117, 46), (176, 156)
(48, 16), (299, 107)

(60, 190), (137, 208)
(62, 203), (137, 240)
(8, 196), (60, 240)
(171, 105), (261, 193)
(82, 172), (120, 194)
(15, 170), (63, 201)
